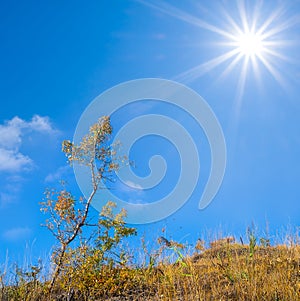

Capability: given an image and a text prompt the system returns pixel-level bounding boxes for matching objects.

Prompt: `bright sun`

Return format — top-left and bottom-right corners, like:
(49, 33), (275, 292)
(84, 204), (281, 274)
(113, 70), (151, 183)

(236, 32), (264, 58)
(144, 0), (296, 102)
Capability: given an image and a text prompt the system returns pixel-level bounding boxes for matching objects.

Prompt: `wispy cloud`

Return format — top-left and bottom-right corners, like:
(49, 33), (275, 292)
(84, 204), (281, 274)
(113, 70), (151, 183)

(124, 180), (143, 190)
(0, 174), (24, 208)
(45, 165), (72, 183)
(3, 226), (32, 241)
(116, 180), (146, 203)
(0, 191), (17, 208)
(0, 115), (58, 173)
(152, 33), (166, 40)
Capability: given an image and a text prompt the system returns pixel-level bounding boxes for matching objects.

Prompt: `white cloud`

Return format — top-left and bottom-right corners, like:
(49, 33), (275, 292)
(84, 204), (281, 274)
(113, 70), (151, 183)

(0, 148), (32, 172)
(0, 117), (24, 150)
(3, 227), (31, 241)
(0, 115), (57, 173)
(29, 115), (56, 133)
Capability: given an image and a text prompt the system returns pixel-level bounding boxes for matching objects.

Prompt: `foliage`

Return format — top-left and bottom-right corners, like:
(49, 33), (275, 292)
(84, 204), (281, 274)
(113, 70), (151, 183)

(39, 116), (136, 294)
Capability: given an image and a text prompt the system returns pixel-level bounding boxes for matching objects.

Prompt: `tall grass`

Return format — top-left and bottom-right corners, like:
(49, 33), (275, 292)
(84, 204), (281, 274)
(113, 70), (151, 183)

(1, 229), (299, 300)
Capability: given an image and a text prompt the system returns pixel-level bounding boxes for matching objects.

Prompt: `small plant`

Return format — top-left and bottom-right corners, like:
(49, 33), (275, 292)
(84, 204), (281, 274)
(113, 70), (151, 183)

(260, 237), (271, 247)
(247, 226), (257, 257)
(157, 236), (191, 277)
(40, 116), (136, 294)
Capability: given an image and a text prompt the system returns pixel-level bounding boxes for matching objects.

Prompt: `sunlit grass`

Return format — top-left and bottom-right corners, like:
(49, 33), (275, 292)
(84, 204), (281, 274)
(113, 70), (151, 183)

(1, 228), (299, 300)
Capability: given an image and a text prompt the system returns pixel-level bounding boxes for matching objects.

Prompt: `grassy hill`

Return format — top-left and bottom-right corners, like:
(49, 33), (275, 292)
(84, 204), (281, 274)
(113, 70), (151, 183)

(1, 236), (299, 300)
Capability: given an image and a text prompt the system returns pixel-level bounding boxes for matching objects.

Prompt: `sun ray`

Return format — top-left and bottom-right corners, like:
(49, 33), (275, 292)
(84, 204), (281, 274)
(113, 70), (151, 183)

(175, 48), (240, 82)
(137, 0), (237, 40)
(257, 54), (288, 89)
(218, 53), (244, 81)
(264, 40), (296, 47)
(263, 48), (294, 63)
(236, 56), (250, 108)
(251, 55), (262, 85)
(237, 0), (250, 33)
(251, 0), (263, 30)
(220, 7), (244, 36)
(260, 15), (300, 39)
(256, 6), (285, 36)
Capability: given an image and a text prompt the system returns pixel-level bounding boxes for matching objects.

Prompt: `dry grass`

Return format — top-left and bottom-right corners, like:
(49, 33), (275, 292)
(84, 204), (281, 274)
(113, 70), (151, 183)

(1, 237), (300, 300)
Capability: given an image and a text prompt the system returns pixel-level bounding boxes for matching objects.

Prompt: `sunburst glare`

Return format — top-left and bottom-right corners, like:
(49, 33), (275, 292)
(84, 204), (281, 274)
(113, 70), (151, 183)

(139, 0), (299, 103)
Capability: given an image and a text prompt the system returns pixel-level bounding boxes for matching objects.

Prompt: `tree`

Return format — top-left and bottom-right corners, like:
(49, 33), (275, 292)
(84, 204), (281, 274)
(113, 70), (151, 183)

(40, 116), (136, 293)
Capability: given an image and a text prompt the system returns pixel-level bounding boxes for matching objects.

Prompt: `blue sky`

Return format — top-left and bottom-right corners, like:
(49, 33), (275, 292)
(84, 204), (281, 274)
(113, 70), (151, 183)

(1, 0), (300, 264)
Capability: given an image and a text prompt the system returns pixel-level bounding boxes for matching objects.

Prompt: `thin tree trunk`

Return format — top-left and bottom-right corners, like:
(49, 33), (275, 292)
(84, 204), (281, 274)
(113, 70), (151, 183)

(48, 186), (97, 293)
